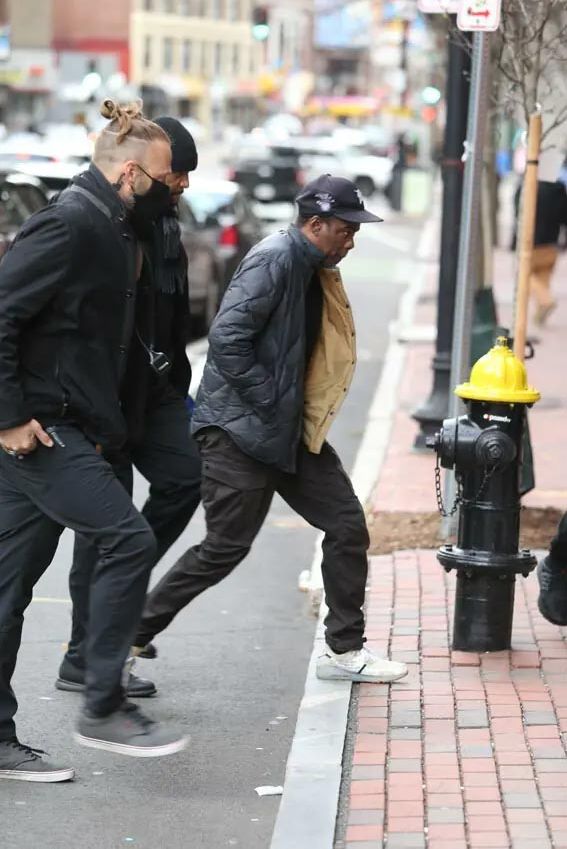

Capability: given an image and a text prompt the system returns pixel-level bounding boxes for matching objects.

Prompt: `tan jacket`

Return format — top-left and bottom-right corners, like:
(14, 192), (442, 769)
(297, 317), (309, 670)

(303, 267), (356, 453)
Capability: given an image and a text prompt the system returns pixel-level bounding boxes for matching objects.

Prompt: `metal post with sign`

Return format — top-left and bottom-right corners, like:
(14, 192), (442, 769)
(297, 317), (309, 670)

(441, 0), (500, 536)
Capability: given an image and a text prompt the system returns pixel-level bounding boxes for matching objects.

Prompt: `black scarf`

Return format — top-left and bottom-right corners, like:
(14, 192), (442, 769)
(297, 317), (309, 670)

(152, 211), (186, 296)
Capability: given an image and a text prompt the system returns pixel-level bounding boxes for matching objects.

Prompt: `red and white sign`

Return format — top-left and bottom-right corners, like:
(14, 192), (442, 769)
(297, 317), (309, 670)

(417, 0), (460, 12)
(457, 0), (502, 31)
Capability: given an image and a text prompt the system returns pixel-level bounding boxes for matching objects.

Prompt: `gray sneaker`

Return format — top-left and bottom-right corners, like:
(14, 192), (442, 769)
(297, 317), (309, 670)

(0, 738), (74, 782)
(74, 702), (188, 758)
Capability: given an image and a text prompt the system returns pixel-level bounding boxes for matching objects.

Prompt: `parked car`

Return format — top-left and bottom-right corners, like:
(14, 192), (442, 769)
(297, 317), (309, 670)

(6, 160), (87, 197)
(177, 192), (224, 337)
(286, 136), (394, 197)
(0, 172), (49, 258)
(182, 177), (263, 288)
(227, 136), (305, 203)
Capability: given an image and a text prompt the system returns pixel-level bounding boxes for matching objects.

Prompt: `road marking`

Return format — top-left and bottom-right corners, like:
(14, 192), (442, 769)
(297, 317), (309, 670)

(32, 596), (71, 604)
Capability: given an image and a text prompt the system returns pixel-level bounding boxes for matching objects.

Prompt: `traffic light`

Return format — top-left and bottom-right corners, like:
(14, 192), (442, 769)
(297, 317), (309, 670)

(252, 6), (269, 41)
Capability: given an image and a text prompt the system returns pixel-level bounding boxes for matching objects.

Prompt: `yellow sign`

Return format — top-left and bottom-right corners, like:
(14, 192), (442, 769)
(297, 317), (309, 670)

(0, 69), (24, 85)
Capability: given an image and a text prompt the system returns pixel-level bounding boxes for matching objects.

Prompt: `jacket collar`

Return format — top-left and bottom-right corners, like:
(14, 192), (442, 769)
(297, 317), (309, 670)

(288, 225), (326, 269)
(72, 163), (128, 221)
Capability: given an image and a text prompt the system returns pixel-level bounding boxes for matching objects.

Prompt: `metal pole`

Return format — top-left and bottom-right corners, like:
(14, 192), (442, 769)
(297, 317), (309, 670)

(442, 31), (492, 538)
(412, 24), (471, 450)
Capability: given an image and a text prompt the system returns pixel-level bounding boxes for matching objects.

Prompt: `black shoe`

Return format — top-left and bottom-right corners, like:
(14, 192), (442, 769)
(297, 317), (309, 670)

(0, 738), (74, 782)
(137, 642), (157, 660)
(537, 557), (567, 626)
(56, 657), (157, 698)
(75, 702), (187, 758)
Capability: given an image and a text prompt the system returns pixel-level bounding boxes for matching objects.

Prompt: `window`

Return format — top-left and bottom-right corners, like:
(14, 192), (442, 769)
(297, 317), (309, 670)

(201, 43), (209, 75)
(227, 0), (239, 21)
(144, 34), (152, 68)
(210, 0), (221, 18)
(164, 0), (175, 11)
(163, 37), (174, 70)
(182, 39), (192, 72)
(143, 0), (153, 10)
(232, 44), (239, 75)
(214, 42), (222, 75)
(179, 0), (190, 12)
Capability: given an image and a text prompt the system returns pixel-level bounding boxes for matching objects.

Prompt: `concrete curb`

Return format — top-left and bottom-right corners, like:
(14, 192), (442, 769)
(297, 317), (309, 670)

(270, 216), (438, 849)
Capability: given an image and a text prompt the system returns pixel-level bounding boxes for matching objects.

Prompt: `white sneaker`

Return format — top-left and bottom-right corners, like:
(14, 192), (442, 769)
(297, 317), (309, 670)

(316, 647), (408, 683)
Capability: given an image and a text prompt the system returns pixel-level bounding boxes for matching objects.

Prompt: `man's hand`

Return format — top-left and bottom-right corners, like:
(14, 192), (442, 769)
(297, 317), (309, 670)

(0, 419), (54, 456)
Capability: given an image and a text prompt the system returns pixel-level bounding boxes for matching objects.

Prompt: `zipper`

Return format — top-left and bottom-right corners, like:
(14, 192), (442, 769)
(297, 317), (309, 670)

(54, 359), (70, 417)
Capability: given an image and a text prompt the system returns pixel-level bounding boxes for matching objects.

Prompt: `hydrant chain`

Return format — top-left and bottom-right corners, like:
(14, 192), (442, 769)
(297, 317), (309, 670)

(434, 457), (496, 518)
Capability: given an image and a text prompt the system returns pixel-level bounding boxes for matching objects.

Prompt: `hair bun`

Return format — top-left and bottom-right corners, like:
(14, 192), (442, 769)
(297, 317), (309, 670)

(100, 99), (120, 121)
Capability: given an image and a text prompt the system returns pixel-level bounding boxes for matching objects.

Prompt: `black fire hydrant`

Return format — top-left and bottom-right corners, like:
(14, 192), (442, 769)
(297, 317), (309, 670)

(428, 336), (540, 652)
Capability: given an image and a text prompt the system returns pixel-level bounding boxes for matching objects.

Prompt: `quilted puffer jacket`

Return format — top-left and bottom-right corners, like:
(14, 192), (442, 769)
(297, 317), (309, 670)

(192, 226), (356, 472)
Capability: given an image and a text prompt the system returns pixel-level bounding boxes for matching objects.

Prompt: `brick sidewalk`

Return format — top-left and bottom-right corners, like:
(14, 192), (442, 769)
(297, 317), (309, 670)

(337, 246), (567, 849)
(337, 551), (567, 849)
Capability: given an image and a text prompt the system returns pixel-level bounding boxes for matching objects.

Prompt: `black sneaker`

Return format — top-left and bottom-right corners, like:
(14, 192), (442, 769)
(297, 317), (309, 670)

(56, 657), (157, 698)
(137, 642), (158, 660)
(74, 702), (188, 758)
(538, 557), (567, 626)
(0, 738), (74, 783)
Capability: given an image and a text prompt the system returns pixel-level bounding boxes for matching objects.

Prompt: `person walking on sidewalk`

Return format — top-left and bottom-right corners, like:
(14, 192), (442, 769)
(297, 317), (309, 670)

(0, 101), (187, 783)
(133, 175), (409, 685)
(56, 117), (202, 700)
(513, 176), (567, 326)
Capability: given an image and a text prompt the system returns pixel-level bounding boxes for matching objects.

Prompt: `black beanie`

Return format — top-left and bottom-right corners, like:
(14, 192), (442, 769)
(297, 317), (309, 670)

(154, 116), (198, 172)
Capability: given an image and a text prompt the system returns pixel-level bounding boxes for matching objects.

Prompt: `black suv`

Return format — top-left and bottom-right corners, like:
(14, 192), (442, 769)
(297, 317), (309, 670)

(228, 139), (304, 203)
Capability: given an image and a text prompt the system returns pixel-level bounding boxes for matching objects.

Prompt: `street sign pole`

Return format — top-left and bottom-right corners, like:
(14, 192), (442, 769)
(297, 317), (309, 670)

(442, 29), (492, 538)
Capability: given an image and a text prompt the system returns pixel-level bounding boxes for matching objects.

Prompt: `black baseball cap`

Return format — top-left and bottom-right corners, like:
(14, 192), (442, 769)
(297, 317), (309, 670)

(296, 174), (383, 223)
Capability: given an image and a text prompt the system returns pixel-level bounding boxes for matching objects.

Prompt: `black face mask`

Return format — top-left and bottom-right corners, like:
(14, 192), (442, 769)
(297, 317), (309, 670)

(132, 165), (171, 222)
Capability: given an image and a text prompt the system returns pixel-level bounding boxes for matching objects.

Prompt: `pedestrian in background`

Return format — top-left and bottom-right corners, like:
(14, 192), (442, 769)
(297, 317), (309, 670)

(0, 100), (186, 783)
(56, 117), (202, 700)
(133, 175), (409, 686)
(513, 176), (567, 326)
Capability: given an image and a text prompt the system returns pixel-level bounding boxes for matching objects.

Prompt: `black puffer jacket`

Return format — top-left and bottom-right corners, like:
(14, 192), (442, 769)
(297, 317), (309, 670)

(192, 226), (325, 472)
(0, 164), (139, 449)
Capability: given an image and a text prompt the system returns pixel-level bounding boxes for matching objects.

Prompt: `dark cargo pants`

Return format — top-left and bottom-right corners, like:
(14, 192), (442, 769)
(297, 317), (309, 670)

(66, 392), (202, 670)
(136, 427), (369, 653)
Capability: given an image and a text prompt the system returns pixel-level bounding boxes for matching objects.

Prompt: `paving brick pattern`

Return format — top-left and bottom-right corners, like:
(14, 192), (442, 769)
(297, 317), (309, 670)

(336, 551), (567, 849)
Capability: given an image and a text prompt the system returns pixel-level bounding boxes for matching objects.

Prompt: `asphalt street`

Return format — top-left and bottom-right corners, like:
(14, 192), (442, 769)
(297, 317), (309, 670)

(2, 202), (421, 849)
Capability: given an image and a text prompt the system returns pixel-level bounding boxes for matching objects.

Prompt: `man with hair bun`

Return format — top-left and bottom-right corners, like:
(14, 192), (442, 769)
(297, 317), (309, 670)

(0, 100), (187, 782)
(56, 115), (202, 700)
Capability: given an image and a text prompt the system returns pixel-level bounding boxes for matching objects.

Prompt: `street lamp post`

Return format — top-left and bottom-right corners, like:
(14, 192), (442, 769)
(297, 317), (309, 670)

(412, 24), (471, 450)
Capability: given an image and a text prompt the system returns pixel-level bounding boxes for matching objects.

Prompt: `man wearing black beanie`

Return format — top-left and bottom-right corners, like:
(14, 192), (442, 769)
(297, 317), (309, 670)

(55, 117), (203, 697)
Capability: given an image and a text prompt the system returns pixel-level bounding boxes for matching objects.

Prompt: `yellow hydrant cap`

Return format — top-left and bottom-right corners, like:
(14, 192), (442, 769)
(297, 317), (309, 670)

(455, 336), (540, 404)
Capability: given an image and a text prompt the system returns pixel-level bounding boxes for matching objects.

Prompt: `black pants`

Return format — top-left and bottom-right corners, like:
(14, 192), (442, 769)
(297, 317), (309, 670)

(0, 425), (157, 741)
(136, 428), (369, 653)
(66, 392), (202, 669)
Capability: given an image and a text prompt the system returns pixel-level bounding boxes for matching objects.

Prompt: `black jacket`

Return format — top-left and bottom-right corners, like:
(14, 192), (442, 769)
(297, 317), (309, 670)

(120, 235), (192, 444)
(192, 226), (325, 472)
(0, 164), (139, 449)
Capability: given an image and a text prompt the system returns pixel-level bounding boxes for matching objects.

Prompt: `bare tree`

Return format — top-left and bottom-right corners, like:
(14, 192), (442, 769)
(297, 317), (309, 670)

(496, 0), (567, 143)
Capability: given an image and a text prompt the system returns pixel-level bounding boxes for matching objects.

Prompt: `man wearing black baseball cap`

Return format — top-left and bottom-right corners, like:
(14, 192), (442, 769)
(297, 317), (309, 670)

(132, 174), (408, 686)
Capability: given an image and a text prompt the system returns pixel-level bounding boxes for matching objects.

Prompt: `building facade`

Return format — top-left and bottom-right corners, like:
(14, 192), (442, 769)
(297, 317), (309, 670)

(0, 0), (56, 127)
(130, 0), (264, 133)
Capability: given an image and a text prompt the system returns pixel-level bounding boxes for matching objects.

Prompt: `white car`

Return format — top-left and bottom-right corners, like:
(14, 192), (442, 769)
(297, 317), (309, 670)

(290, 136), (393, 197)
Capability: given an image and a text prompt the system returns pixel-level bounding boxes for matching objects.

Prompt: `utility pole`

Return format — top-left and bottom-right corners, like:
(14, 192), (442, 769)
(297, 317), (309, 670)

(412, 22), (471, 450)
